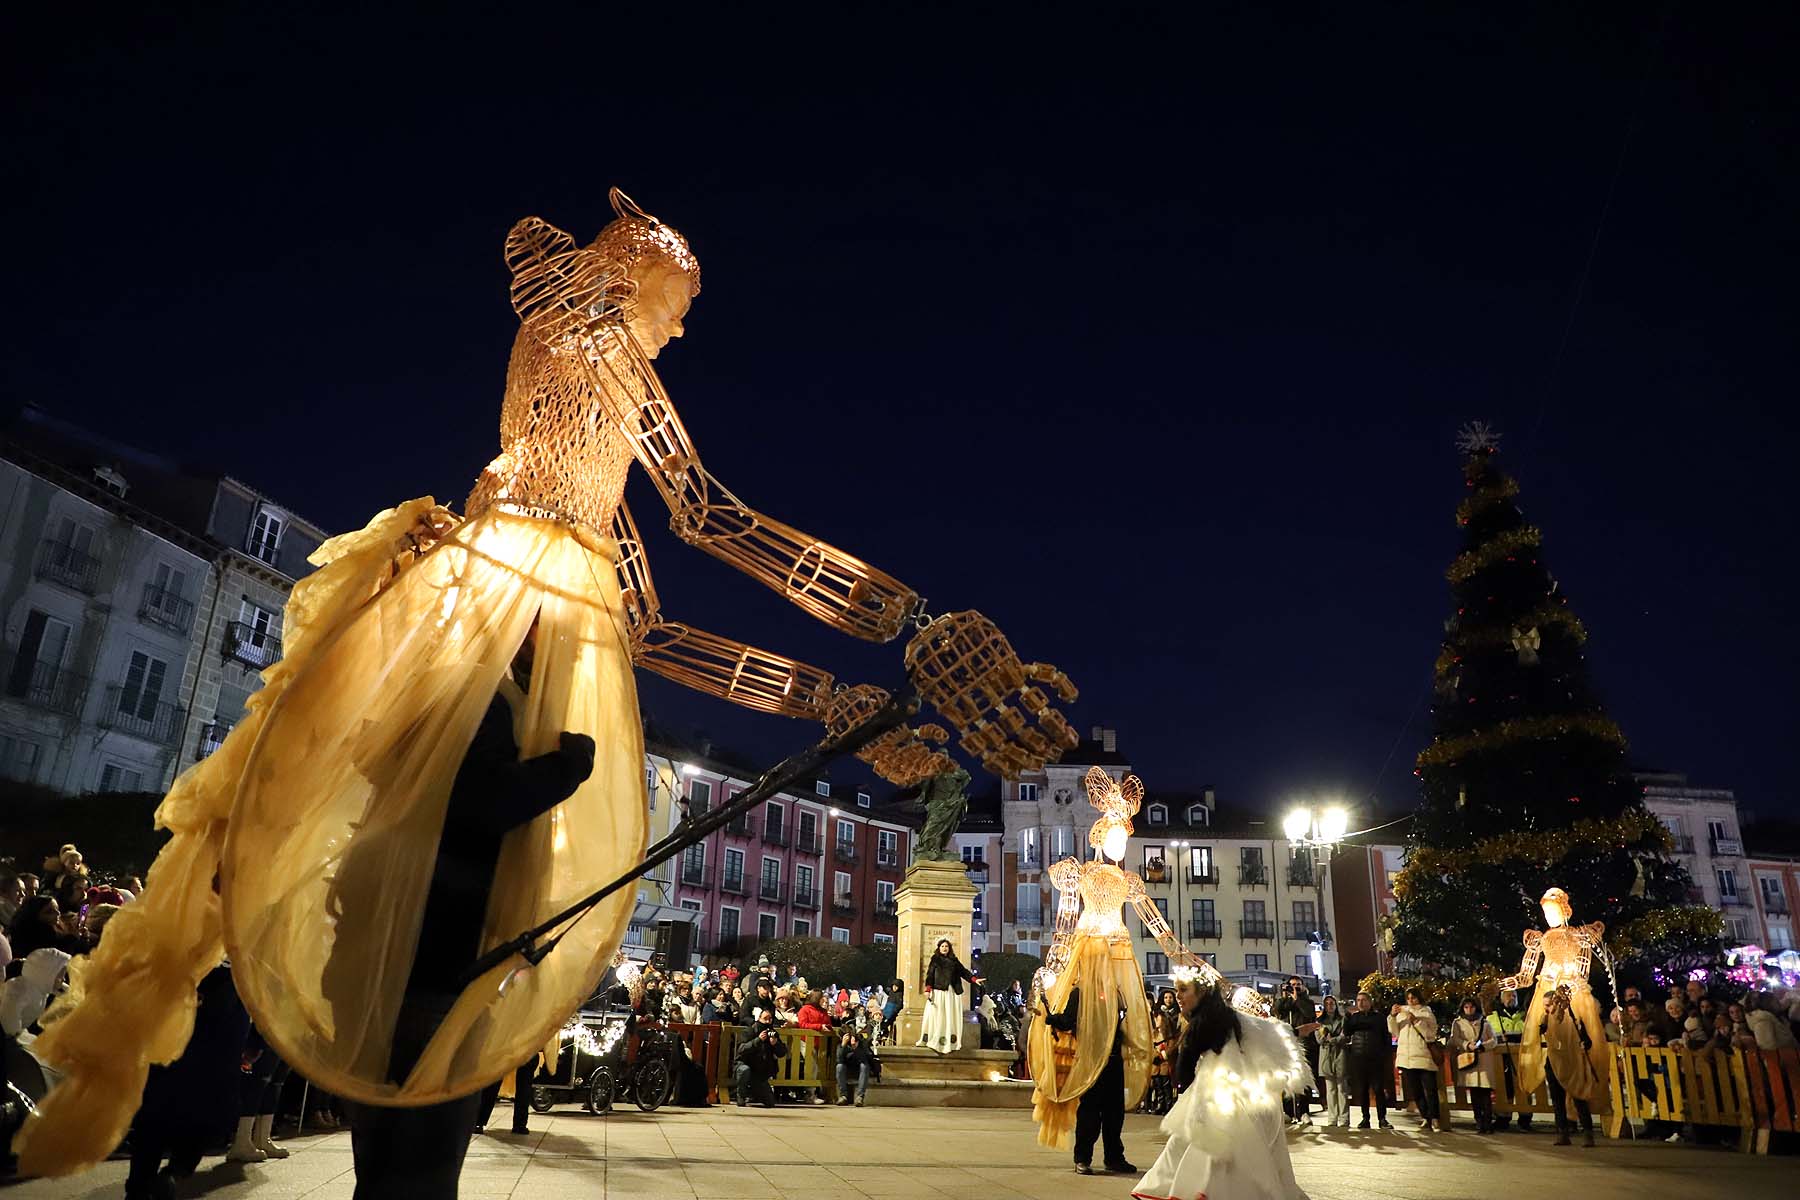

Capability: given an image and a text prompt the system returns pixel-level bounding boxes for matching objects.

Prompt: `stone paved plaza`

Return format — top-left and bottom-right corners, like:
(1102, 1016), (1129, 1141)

(4, 1106), (1790, 1200)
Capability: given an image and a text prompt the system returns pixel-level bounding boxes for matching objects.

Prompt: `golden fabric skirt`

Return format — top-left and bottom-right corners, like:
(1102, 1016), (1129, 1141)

(1027, 935), (1151, 1149)
(18, 500), (646, 1174)
(1517, 984), (1611, 1114)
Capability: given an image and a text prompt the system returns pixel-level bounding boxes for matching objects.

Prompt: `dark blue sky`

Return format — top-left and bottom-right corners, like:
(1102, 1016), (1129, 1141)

(6, 3), (1795, 817)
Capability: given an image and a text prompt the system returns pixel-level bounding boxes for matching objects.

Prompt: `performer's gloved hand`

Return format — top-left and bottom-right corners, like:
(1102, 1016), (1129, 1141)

(559, 731), (597, 781)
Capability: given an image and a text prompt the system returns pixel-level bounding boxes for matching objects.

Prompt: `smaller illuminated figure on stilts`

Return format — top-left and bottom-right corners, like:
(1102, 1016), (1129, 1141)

(1028, 769), (1268, 1155)
(1496, 888), (1612, 1120)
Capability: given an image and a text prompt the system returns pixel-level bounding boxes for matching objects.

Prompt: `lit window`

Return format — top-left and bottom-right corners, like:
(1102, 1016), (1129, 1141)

(1147, 804), (1167, 825)
(815, 780), (831, 797)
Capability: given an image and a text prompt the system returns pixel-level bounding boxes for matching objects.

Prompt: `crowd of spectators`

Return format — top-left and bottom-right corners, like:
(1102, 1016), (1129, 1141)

(620, 953), (1033, 1109)
(1146, 971), (1800, 1148)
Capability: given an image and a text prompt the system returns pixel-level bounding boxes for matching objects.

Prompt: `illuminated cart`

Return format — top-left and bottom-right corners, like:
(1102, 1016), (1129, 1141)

(529, 1010), (686, 1114)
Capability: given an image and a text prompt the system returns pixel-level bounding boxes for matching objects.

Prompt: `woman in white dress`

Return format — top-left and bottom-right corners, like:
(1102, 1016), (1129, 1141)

(917, 940), (979, 1054)
(1133, 978), (1310, 1200)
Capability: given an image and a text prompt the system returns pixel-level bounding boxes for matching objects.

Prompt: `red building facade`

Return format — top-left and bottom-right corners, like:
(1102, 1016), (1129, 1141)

(663, 745), (913, 957)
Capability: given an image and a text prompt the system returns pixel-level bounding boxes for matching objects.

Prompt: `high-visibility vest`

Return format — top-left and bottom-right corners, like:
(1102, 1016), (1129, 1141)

(1487, 1009), (1525, 1040)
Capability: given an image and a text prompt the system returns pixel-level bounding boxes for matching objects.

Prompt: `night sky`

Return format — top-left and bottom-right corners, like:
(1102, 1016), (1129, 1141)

(6, 3), (1795, 819)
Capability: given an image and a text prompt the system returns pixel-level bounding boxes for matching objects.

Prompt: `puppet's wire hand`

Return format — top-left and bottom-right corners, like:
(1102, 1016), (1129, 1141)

(902, 611), (1079, 779)
(823, 684), (952, 786)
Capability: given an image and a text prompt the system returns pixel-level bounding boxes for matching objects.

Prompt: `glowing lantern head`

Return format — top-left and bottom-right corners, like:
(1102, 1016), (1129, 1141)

(1540, 887), (1572, 928)
(1318, 806), (1349, 843)
(1283, 808), (1312, 841)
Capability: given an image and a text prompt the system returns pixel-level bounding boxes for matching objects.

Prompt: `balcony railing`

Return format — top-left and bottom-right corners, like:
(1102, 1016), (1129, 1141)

(1239, 918), (1276, 940)
(223, 622), (282, 670)
(875, 898), (898, 919)
(720, 870), (747, 896)
(1720, 893), (1749, 908)
(1238, 864), (1268, 887)
(1, 652), (85, 715)
(830, 895), (856, 917)
(1189, 919), (1223, 940)
(876, 848), (900, 868)
(966, 864), (989, 885)
(792, 886), (820, 910)
(1016, 907), (1044, 929)
(758, 878), (784, 903)
(1286, 863), (1317, 887)
(1763, 897), (1790, 916)
(35, 538), (101, 593)
(722, 813), (750, 836)
(1669, 834), (1695, 853)
(1021, 851), (1044, 870)
(198, 721), (231, 759)
(138, 583), (195, 633)
(1188, 868), (1220, 886)
(794, 831), (821, 855)
(99, 686), (185, 746)
(834, 840), (858, 864)
(1712, 836), (1743, 857)
(680, 861), (712, 887)
(764, 824), (790, 847)
(1283, 921), (1332, 946)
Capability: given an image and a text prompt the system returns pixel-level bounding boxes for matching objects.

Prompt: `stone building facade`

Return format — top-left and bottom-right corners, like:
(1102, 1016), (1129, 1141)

(1640, 772), (1757, 943)
(0, 450), (212, 792)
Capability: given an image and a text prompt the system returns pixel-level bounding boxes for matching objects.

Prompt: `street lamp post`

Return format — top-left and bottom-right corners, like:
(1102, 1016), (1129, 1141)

(1171, 839), (1187, 948)
(1283, 802), (1350, 993)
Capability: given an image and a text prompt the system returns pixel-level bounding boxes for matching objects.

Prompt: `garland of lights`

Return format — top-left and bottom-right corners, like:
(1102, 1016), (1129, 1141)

(1445, 525), (1543, 584)
(1415, 712), (1626, 769)
(1357, 968), (1508, 1008)
(1454, 476), (1520, 526)
(1609, 907), (1726, 959)
(1391, 810), (1669, 900)
(561, 1016), (626, 1059)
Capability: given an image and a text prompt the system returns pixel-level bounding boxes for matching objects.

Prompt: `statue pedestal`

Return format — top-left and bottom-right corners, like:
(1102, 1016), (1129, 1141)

(895, 857), (977, 1049)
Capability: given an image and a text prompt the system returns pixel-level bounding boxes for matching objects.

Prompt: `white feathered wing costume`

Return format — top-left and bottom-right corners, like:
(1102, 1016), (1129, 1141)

(1132, 1013), (1312, 1200)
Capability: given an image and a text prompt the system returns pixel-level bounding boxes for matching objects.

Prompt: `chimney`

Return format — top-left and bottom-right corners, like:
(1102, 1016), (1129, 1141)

(1101, 727), (1117, 753)
(1204, 786), (1215, 808)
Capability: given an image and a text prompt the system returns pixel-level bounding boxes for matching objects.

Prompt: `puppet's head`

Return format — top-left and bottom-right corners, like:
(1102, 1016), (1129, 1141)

(1083, 767), (1142, 863)
(1540, 887), (1573, 929)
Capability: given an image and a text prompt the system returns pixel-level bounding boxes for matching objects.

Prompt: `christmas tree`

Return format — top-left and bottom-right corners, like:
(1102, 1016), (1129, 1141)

(1387, 424), (1719, 989)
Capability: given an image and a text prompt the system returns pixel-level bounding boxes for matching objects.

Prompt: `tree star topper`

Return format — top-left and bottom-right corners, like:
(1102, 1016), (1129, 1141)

(1455, 420), (1502, 455)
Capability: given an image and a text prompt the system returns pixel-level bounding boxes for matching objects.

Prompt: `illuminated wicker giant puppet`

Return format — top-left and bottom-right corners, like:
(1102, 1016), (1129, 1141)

(1495, 887), (1611, 1108)
(1027, 768), (1263, 1150)
(19, 189), (1080, 1175)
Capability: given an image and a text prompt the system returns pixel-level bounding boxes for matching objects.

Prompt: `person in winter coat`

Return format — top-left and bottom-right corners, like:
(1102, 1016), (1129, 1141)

(1342, 992), (1394, 1129)
(795, 991), (833, 1031)
(1273, 977), (1319, 1124)
(1486, 989), (1533, 1131)
(1390, 989), (1444, 1132)
(743, 979), (778, 1026)
(835, 1029), (880, 1106)
(1745, 992), (1800, 1050)
(880, 980), (903, 1044)
(127, 964), (251, 1200)
(917, 940), (979, 1054)
(1448, 997), (1499, 1133)
(1315, 995), (1349, 1127)
(732, 1009), (789, 1108)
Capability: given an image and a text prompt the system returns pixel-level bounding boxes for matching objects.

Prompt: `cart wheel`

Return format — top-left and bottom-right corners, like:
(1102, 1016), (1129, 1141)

(587, 1067), (615, 1114)
(530, 1085), (556, 1114)
(633, 1058), (673, 1112)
